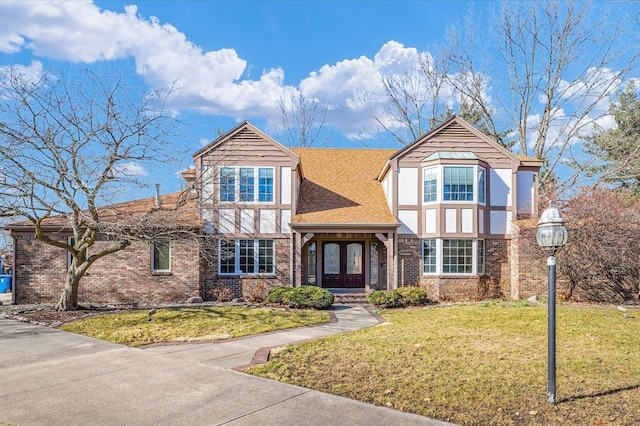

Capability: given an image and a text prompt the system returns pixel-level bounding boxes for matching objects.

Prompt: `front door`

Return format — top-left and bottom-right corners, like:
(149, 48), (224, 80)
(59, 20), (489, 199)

(322, 242), (364, 288)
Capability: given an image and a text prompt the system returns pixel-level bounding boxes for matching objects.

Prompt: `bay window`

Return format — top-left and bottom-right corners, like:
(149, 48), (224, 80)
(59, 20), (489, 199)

(422, 238), (485, 275)
(443, 166), (474, 201)
(423, 167), (438, 203)
(422, 164), (487, 204)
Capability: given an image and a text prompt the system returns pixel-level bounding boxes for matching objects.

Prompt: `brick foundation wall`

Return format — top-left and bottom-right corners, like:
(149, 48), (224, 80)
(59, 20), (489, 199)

(14, 234), (201, 306)
(511, 224), (555, 299)
(397, 238), (422, 287)
(485, 239), (511, 298)
(202, 237), (291, 300)
(398, 237), (513, 302)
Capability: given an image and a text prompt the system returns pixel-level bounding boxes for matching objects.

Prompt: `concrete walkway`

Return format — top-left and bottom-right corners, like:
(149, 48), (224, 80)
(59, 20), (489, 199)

(0, 305), (453, 425)
(143, 305), (380, 369)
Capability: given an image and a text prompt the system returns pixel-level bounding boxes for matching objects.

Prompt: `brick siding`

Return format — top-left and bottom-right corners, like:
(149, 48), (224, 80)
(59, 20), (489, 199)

(14, 234), (201, 306)
(202, 237), (291, 300)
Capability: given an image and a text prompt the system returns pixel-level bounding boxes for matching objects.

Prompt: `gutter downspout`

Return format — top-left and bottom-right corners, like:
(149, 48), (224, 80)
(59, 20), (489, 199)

(393, 234), (398, 290)
(11, 235), (16, 305)
(289, 229), (294, 288)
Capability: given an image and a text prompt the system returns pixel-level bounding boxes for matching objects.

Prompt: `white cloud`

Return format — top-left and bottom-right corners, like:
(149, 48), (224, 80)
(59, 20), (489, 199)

(0, 3), (488, 142)
(0, 1), (286, 118)
(112, 162), (148, 178)
(0, 61), (44, 86)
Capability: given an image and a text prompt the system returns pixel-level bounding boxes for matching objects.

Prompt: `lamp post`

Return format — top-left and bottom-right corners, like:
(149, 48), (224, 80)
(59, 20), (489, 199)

(536, 206), (568, 405)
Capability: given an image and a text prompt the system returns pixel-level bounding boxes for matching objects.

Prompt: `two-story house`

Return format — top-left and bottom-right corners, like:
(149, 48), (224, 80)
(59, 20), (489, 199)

(6, 116), (542, 305)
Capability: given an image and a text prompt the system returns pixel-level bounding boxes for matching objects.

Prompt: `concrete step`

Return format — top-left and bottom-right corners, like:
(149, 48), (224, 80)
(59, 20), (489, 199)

(332, 293), (370, 304)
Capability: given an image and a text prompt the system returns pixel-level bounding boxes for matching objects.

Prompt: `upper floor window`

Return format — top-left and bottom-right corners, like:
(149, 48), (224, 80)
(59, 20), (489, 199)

(219, 167), (274, 203)
(423, 167), (438, 203)
(422, 164), (486, 204)
(478, 168), (486, 204)
(443, 166), (474, 201)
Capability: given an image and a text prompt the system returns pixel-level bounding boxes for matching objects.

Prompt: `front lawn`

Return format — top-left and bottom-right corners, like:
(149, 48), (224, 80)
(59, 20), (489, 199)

(60, 306), (330, 347)
(247, 303), (640, 425)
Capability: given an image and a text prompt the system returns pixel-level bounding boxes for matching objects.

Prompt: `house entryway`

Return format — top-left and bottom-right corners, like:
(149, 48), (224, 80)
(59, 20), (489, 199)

(322, 241), (364, 288)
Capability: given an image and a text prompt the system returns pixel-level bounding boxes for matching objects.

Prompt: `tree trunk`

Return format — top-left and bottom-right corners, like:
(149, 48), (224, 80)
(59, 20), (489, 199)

(55, 271), (80, 311)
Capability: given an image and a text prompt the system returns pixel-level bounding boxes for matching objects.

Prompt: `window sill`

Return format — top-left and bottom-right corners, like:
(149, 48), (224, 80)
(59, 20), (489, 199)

(152, 271), (173, 276)
(218, 274), (276, 278)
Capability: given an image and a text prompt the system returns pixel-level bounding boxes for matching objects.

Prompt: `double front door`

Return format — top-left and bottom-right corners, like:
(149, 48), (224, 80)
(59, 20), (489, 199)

(322, 241), (364, 288)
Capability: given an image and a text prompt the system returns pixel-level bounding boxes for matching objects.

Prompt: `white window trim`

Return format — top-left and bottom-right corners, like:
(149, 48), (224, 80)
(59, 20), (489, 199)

(218, 166), (276, 205)
(422, 166), (439, 205)
(218, 239), (276, 276)
(422, 164), (486, 205)
(478, 167), (487, 206)
(151, 238), (171, 272)
(422, 238), (485, 276)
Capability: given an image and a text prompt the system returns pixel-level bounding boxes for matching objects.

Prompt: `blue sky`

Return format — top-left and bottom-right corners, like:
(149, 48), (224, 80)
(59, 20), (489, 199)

(0, 1), (637, 201)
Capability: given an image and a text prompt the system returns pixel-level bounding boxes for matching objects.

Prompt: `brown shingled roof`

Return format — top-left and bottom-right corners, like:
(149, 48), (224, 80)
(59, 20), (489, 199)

(291, 148), (398, 226)
(6, 191), (201, 231)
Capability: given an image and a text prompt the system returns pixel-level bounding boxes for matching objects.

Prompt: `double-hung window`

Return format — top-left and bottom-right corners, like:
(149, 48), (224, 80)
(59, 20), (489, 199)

(219, 167), (274, 203)
(423, 167), (438, 203)
(152, 237), (171, 272)
(422, 239), (437, 273)
(219, 239), (275, 275)
(220, 167), (236, 202)
(478, 168), (486, 204)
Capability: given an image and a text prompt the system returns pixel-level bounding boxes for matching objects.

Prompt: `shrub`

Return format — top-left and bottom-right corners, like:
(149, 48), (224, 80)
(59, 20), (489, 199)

(212, 287), (234, 302)
(265, 286), (334, 310)
(368, 287), (431, 308)
(265, 286), (296, 304)
(289, 286), (335, 310)
(368, 290), (404, 308)
(397, 287), (430, 306)
(244, 280), (269, 303)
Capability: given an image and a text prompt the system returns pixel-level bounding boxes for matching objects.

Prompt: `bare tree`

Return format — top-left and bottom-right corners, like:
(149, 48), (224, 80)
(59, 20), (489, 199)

(0, 67), (190, 310)
(365, 51), (456, 146)
(447, 0), (638, 192)
(275, 92), (331, 147)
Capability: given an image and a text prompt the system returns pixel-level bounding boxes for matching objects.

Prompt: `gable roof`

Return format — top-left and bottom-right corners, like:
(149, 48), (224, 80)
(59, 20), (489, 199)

(291, 148), (398, 227)
(192, 121), (300, 168)
(378, 115), (543, 179)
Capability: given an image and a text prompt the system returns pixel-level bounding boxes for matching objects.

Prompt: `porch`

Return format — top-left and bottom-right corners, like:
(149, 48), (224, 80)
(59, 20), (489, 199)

(293, 230), (397, 292)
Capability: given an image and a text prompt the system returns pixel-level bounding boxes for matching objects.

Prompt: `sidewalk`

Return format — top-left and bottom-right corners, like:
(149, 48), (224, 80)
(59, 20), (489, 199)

(0, 305), (453, 426)
(144, 305), (380, 369)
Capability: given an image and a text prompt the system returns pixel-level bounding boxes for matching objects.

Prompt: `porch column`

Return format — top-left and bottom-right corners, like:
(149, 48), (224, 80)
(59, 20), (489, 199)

(294, 230), (302, 288)
(377, 232), (395, 291)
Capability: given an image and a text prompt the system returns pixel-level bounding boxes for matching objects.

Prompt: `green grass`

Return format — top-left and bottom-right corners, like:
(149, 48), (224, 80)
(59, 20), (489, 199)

(60, 306), (330, 347)
(248, 303), (640, 425)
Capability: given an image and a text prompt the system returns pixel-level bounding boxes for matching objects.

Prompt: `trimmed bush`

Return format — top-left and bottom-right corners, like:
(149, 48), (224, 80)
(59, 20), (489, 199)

(368, 290), (404, 308)
(368, 287), (431, 308)
(265, 286), (296, 305)
(397, 287), (430, 306)
(265, 286), (334, 310)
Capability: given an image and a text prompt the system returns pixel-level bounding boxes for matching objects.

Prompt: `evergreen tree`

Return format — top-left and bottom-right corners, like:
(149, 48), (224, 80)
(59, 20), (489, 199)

(585, 83), (640, 195)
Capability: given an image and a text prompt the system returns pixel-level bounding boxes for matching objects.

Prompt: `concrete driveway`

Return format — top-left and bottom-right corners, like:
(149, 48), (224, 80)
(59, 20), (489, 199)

(0, 316), (451, 425)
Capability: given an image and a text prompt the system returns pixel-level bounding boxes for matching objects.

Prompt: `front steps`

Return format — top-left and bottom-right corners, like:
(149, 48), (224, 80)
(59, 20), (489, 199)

(328, 289), (370, 305)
